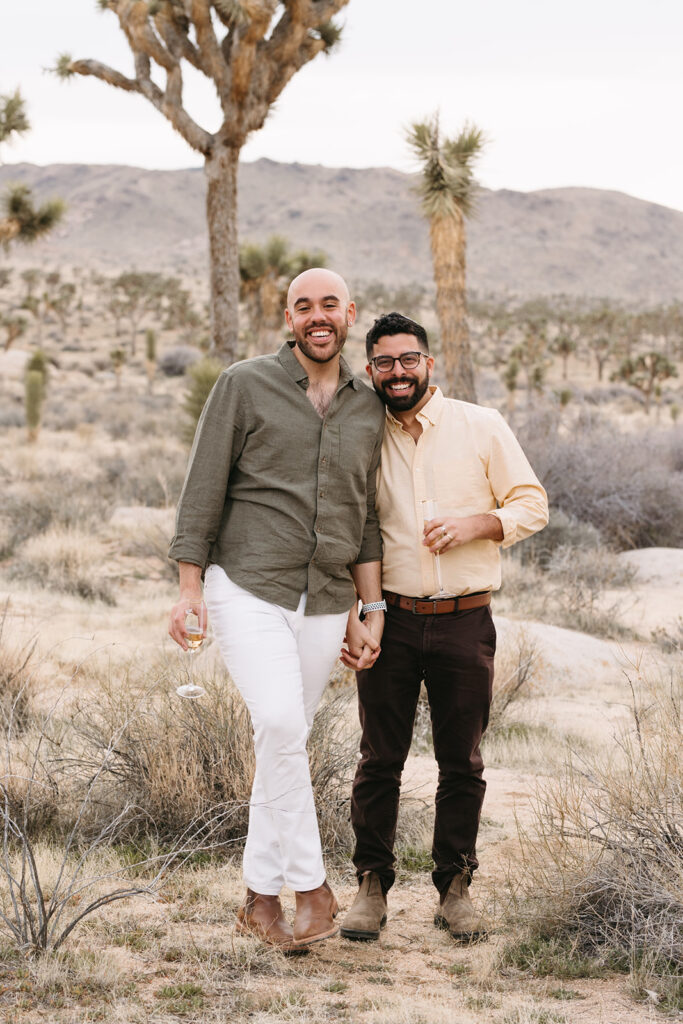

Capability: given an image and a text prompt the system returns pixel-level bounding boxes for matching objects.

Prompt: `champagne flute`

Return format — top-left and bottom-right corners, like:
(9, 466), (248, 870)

(176, 607), (207, 699)
(421, 499), (455, 599)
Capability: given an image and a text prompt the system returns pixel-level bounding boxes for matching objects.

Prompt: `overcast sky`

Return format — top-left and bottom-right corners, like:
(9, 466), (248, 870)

(2, 0), (682, 211)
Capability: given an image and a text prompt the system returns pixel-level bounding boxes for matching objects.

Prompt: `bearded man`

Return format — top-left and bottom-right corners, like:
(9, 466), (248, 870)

(168, 269), (385, 951)
(341, 312), (548, 942)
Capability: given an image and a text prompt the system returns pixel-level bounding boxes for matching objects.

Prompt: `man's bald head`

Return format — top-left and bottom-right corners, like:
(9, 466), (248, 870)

(284, 267), (356, 366)
(286, 268), (351, 311)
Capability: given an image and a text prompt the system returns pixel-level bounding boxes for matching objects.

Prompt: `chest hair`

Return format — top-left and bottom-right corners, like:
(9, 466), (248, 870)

(307, 381), (336, 418)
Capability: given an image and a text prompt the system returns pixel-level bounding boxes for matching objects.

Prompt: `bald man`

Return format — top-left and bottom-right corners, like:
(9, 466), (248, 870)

(168, 269), (386, 951)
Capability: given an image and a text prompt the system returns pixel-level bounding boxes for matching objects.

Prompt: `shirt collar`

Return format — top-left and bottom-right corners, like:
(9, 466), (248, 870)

(277, 341), (360, 390)
(385, 385), (444, 431)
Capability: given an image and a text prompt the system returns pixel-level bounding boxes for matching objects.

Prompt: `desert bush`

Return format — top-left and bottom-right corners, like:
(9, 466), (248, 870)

(158, 345), (201, 377)
(60, 661), (357, 855)
(544, 545), (636, 636)
(0, 603), (36, 734)
(13, 525), (114, 604)
(96, 439), (186, 508)
(182, 357), (224, 443)
(515, 509), (603, 567)
(499, 542), (636, 638)
(507, 666), (682, 1009)
(519, 413), (683, 548)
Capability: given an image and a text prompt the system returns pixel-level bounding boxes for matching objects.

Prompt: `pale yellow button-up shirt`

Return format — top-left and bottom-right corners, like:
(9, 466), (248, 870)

(376, 386), (549, 597)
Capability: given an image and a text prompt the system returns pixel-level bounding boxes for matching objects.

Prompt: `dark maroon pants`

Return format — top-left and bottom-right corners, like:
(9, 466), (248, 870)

(350, 601), (495, 896)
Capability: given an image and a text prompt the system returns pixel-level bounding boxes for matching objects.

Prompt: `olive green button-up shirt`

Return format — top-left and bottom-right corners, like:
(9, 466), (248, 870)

(168, 342), (385, 615)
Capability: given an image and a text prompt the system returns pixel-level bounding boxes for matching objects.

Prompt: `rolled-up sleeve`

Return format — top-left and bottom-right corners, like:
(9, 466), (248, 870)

(486, 412), (549, 548)
(168, 371), (247, 568)
(355, 431), (384, 564)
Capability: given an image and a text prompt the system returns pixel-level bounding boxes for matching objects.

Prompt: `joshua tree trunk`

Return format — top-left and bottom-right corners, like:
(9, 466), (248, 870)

(431, 213), (476, 403)
(206, 146), (240, 355)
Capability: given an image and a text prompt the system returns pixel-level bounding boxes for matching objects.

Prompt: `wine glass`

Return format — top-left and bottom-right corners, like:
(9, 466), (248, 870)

(176, 607), (207, 699)
(421, 499), (455, 599)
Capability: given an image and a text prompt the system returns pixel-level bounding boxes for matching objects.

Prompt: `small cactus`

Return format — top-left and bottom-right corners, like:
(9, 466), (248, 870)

(24, 350), (49, 442)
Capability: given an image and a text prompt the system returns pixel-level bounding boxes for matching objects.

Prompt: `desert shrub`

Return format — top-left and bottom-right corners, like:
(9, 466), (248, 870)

(13, 526), (114, 604)
(182, 357), (224, 443)
(96, 440), (186, 508)
(60, 662), (357, 854)
(519, 413), (683, 548)
(158, 345), (201, 377)
(507, 667), (682, 1009)
(0, 474), (114, 560)
(544, 545), (636, 636)
(0, 605), (36, 734)
(515, 509), (603, 567)
(499, 540), (636, 638)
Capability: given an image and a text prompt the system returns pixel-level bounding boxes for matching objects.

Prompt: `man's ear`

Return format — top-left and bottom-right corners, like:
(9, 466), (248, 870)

(346, 301), (357, 326)
(365, 363), (373, 379)
(284, 308), (293, 330)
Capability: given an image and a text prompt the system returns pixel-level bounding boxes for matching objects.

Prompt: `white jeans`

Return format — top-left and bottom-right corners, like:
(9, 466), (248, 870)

(203, 564), (348, 894)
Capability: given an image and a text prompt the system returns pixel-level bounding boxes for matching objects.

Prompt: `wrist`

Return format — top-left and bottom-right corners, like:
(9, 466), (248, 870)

(360, 600), (387, 616)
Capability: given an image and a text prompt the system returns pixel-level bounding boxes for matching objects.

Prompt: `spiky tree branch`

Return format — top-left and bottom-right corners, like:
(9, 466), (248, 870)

(55, 0), (349, 358)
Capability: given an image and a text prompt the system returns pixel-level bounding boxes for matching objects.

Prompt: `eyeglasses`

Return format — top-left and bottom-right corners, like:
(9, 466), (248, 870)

(369, 351), (426, 373)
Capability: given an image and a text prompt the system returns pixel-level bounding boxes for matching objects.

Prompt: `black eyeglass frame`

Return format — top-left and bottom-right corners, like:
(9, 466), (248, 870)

(368, 351), (427, 373)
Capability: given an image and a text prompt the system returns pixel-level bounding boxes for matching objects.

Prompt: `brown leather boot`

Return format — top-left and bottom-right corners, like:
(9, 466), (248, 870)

(434, 874), (487, 941)
(340, 871), (387, 941)
(291, 880), (339, 949)
(235, 889), (295, 949)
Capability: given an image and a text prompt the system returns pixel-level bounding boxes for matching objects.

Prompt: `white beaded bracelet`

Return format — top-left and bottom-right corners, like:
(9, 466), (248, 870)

(361, 600), (387, 614)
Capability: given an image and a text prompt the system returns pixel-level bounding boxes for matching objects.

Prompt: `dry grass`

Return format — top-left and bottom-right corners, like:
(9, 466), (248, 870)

(506, 662), (682, 1010)
(0, 601), (36, 734)
(13, 525), (114, 604)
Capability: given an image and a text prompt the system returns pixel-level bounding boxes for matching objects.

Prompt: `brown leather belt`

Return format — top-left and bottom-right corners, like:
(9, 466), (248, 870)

(384, 589), (491, 615)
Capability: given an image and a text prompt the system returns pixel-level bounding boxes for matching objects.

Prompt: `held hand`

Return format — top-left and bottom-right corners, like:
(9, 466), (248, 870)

(169, 595), (207, 650)
(341, 609), (384, 671)
(423, 515), (478, 553)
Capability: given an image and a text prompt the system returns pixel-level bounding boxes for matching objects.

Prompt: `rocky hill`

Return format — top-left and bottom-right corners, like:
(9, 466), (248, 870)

(2, 159), (682, 304)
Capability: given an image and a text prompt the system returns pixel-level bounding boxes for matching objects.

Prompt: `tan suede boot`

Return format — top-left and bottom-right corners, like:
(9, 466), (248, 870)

(235, 889), (295, 950)
(434, 874), (486, 941)
(291, 880), (339, 950)
(340, 871), (387, 941)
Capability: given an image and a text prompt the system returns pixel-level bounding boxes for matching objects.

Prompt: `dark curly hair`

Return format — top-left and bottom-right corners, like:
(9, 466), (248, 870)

(365, 311), (429, 359)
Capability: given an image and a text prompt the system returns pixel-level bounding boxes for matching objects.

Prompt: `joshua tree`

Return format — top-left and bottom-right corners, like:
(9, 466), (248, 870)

(56, 1), (349, 362)
(0, 89), (30, 159)
(110, 346), (126, 389)
(111, 271), (167, 354)
(407, 114), (485, 402)
(0, 184), (65, 249)
(511, 314), (548, 407)
(550, 332), (577, 380)
(47, 282), (78, 341)
(612, 351), (677, 415)
(239, 235), (325, 357)
(502, 356), (519, 420)
(2, 314), (27, 351)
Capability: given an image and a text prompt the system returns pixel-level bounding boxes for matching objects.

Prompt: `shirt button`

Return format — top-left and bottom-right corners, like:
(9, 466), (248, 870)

(319, 490), (325, 498)
(321, 456), (327, 465)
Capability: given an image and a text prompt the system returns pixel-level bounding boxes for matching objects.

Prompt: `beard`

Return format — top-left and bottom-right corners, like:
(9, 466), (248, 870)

(374, 373), (431, 412)
(292, 321), (348, 363)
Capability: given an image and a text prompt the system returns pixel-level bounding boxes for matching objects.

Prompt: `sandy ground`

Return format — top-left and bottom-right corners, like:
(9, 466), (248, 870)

(0, 543), (679, 1022)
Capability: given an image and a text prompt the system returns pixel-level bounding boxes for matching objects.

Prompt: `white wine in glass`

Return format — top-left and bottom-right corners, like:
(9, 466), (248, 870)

(421, 499), (455, 599)
(176, 607), (207, 699)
